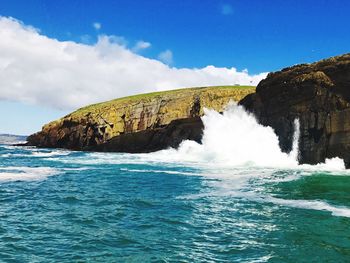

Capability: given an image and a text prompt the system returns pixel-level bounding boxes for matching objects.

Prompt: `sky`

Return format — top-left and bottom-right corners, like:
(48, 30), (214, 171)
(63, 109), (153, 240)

(0, 0), (349, 135)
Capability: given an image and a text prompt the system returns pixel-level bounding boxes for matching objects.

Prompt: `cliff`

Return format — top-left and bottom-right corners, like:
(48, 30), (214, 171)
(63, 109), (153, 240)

(240, 53), (350, 167)
(27, 86), (255, 152)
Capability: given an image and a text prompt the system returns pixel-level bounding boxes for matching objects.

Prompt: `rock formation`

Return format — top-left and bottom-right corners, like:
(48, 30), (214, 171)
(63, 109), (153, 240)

(240, 53), (350, 167)
(27, 86), (254, 152)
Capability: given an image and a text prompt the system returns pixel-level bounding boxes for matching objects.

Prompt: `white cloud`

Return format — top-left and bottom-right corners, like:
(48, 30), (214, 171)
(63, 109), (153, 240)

(93, 22), (101, 30)
(158, 49), (173, 65)
(0, 17), (267, 111)
(221, 4), (233, 15)
(132, 40), (151, 52)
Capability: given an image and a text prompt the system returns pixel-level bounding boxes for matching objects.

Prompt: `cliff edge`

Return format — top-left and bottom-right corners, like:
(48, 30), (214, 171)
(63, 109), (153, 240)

(27, 86), (255, 152)
(240, 53), (350, 167)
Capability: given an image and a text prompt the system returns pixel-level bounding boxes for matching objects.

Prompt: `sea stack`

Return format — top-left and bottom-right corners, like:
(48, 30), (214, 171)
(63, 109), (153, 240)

(240, 53), (350, 167)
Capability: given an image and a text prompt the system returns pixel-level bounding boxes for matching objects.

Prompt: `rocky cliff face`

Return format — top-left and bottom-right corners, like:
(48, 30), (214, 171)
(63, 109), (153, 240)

(27, 86), (255, 152)
(240, 54), (350, 167)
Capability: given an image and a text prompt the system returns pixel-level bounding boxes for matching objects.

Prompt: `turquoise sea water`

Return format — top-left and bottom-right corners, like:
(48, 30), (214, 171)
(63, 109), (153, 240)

(1, 105), (350, 262)
(1, 144), (350, 262)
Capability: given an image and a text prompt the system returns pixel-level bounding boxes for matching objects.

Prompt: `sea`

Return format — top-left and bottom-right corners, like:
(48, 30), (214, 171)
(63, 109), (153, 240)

(1, 104), (350, 262)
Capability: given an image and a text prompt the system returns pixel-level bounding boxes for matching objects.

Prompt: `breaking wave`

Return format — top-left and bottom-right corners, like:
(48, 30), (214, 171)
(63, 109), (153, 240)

(2, 103), (347, 219)
(0, 166), (61, 182)
(150, 103), (345, 170)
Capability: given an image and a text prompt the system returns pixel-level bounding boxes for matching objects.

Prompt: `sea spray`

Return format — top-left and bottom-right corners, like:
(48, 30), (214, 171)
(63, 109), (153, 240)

(152, 103), (299, 167)
(149, 102), (345, 170)
(42, 103), (345, 171)
(289, 119), (300, 162)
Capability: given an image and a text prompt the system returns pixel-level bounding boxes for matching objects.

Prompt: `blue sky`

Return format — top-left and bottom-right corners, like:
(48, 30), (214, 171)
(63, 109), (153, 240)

(0, 0), (349, 135)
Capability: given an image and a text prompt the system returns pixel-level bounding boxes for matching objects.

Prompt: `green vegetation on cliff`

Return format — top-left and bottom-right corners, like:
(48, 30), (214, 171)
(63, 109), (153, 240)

(72, 85), (255, 117)
(28, 85), (255, 150)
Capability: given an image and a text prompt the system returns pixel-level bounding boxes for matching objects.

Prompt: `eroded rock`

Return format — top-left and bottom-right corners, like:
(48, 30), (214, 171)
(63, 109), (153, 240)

(27, 86), (255, 152)
(240, 53), (350, 167)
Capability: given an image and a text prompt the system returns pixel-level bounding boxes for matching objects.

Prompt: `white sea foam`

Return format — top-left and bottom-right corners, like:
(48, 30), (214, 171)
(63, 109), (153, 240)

(147, 103), (346, 172)
(179, 188), (350, 218)
(31, 150), (71, 157)
(298, 157), (346, 171)
(264, 196), (350, 218)
(152, 103), (349, 217)
(0, 166), (61, 182)
(49, 103), (346, 174)
(42, 103), (347, 177)
(0, 148), (71, 158)
(120, 168), (203, 176)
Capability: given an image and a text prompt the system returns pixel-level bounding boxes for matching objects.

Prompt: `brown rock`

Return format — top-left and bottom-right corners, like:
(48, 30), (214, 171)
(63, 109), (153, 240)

(27, 86), (255, 152)
(240, 53), (350, 167)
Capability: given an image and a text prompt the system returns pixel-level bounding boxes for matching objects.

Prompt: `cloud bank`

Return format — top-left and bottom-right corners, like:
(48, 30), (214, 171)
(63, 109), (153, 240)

(0, 17), (267, 110)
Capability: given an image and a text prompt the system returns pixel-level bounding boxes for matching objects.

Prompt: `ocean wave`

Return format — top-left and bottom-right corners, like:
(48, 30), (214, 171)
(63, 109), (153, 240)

(0, 149), (71, 158)
(264, 196), (350, 218)
(179, 189), (350, 218)
(0, 166), (61, 182)
(143, 104), (347, 172)
(31, 150), (71, 157)
(120, 168), (203, 176)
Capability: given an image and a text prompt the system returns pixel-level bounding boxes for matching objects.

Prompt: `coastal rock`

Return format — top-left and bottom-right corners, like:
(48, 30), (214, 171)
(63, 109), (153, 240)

(27, 86), (255, 152)
(240, 53), (350, 167)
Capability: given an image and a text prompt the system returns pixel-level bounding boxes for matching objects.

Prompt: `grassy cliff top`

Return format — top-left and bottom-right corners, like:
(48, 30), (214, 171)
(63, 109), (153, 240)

(41, 85), (255, 137)
(71, 85), (255, 117)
